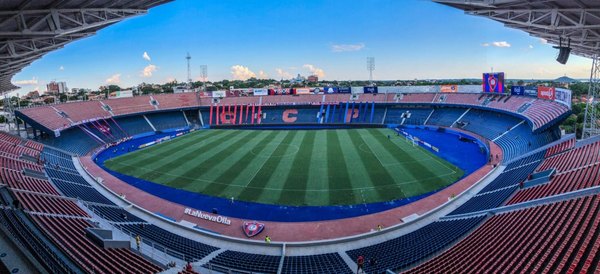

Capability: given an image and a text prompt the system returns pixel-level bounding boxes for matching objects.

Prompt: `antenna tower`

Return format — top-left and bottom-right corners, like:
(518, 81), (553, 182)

(367, 57), (375, 85)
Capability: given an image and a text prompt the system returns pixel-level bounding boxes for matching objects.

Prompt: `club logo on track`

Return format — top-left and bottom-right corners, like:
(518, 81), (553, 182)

(243, 221), (265, 237)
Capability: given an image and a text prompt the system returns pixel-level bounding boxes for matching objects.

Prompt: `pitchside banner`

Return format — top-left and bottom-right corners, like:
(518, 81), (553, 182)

(212, 90), (227, 98)
(524, 87), (538, 97)
(511, 86), (524, 95)
(555, 88), (572, 108)
(252, 89), (268, 96)
(440, 85), (458, 93)
(363, 86), (378, 93)
(482, 72), (505, 93)
(295, 88), (311, 95)
(537, 86), (556, 100)
(338, 87), (351, 93)
(323, 87), (338, 94)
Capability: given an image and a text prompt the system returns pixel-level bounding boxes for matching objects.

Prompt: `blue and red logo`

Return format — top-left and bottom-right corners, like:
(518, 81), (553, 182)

(243, 221), (265, 238)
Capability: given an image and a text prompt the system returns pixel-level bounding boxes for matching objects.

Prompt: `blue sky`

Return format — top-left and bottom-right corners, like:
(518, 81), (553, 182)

(11, 0), (593, 94)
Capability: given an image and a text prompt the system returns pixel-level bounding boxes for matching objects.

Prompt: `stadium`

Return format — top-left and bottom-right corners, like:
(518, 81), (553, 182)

(0, 0), (599, 274)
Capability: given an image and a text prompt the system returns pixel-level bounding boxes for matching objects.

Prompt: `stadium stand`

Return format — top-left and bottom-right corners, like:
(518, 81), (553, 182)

(407, 195), (600, 273)
(33, 215), (162, 273)
(4, 91), (588, 273)
(154, 93), (199, 110)
(207, 250), (281, 273)
(53, 101), (110, 123)
(103, 96), (156, 116)
(39, 127), (100, 156)
(0, 136), (163, 273)
(113, 115), (154, 136)
(145, 111), (189, 131)
(425, 107), (467, 126)
(115, 223), (219, 262)
(18, 106), (70, 130)
(15, 93), (570, 132)
(282, 253), (353, 274)
(0, 207), (76, 273)
(87, 204), (146, 223)
(506, 140), (600, 204)
(456, 109), (522, 140)
(346, 216), (485, 273)
(13, 191), (89, 216)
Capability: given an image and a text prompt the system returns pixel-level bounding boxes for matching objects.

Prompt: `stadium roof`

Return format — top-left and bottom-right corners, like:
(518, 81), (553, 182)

(434, 0), (600, 59)
(0, 0), (172, 94)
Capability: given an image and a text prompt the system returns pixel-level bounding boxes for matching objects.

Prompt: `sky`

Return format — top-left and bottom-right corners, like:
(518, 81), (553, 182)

(10, 0), (594, 94)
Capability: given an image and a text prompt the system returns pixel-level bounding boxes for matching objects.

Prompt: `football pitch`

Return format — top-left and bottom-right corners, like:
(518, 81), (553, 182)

(104, 128), (464, 206)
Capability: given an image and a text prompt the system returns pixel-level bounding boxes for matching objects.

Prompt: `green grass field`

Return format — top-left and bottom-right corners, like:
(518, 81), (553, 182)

(104, 128), (464, 206)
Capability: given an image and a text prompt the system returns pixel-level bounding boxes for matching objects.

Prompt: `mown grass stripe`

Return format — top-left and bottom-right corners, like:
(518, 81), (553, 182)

(336, 130), (381, 203)
(217, 131), (289, 199)
(347, 129), (406, 201)
(359, 129), (429, 196)
(236, 131), (297, 202)
(369, 129), (463, 196)
(107, 129), (230, 168)
(255, 131), (306, 204)
(165, 130), (261, 189)
(119, 130), (247, 180)
(325, 130), (357, 205)
(276, 130), (316, 205)
(200, 130), (280, 196)
(304, 130), (330, 205)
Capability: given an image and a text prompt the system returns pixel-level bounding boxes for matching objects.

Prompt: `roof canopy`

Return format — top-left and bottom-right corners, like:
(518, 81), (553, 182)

(435, 0), (600, 58)
(0, 0), (172, 94)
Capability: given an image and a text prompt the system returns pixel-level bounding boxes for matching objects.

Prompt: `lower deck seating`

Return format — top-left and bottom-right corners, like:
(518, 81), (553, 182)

(208, 250), (281, 274)
(508, 164), (600, 205)
(87, 204), (145, 223)
(0, 168), (59, 195)
(146, 111), (188, 131)
(385, 108), (432, 125)
(495, 124), (559, 162)
(426, 108), (466, 126)
(113, 115), (154, 136)
(116, 223), (219, 262)
(407, 195), (600, 273)
(0, 208), (76, 273)
(282, 253), (353, 274)
(13, 191), (89, 217)
(39, 127), (100, 156)
(448, 186), (517, 215)
(50, 178), (114, 204)
(346, 216), (485, 273)
(458, 109), (521, 140)
(33, 215), (162, 274)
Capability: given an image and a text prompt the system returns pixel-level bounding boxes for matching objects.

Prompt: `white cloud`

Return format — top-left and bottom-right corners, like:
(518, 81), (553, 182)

(529, 45), (534, 49)
(106, 74), (121, 84)
(141, 64), (158, 77)
(539, 38), (548, 44)
(257, 70), (269, 79)
(275, 68), (292, 79)
(13, 78), (38, 85)
(331, 43), (365, 52)
(59, 66), (64, 71)
(481, 41), (511, 48)
(230, 65), (256, 80)
(142, 51), (151, 61)
(303, 64), (325, 78)
(492, 41), (511, 47)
